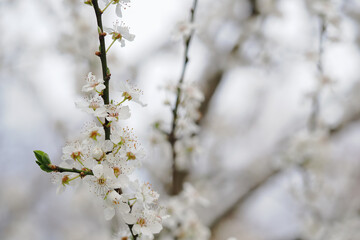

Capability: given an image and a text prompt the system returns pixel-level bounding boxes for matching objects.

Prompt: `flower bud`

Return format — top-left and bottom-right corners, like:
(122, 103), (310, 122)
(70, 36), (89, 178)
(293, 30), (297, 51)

(92, 147), (104, 161)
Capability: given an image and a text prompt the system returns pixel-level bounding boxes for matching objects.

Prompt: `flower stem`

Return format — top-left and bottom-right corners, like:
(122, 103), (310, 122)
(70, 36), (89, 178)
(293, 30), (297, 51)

(106, 38), (117, 53)
(116, 97), (127, 106)
(69, 174), (81, 182)
(97, 116), (104, 125)
(102, 0), (114, 13)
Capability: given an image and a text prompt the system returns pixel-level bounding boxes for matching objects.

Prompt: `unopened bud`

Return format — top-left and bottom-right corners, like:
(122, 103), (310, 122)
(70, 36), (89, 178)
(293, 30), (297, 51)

(95, 51), (101, 56)
(49, 164), (57, 170)
(92, 147), (103, 161)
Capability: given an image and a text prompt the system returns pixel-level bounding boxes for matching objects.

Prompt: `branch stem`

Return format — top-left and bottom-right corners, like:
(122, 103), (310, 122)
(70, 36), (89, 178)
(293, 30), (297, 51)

(92, 0), (111, 140)
(52, 165), (93, 176)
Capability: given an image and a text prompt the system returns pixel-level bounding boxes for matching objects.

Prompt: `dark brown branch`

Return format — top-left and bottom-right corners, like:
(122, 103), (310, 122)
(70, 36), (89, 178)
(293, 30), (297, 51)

(92, 0), (111, 140)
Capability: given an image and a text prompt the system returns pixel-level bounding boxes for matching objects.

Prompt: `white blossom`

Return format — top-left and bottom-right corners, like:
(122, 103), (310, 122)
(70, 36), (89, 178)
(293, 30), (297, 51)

(105, 21), (135, 47)
(104, 190), (130, 220)
(106, 104), (131, 122)
(123, 208), (163, 238)
(75, 95), (108, 117)
(119, 80), (146, 106)
(82, 72), (105, 93)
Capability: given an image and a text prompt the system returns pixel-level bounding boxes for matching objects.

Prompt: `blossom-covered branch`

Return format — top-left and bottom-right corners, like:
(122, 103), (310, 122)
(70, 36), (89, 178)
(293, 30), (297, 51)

(34, 1), (164, 239)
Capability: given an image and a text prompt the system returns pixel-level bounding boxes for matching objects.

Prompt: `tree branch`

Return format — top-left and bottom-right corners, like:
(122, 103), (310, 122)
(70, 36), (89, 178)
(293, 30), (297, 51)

(92, 0), (111, 140)
(169, 0), (199, 196)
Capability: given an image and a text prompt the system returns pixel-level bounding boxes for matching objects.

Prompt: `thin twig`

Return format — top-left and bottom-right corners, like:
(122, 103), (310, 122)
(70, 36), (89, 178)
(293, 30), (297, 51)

(52, 165), (93, 176)
(308, 17), (326, 132)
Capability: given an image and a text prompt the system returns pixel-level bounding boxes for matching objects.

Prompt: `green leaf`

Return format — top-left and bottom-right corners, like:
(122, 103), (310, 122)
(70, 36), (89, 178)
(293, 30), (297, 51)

(34, 150), (45, 162)
(34, 150), (53, 173)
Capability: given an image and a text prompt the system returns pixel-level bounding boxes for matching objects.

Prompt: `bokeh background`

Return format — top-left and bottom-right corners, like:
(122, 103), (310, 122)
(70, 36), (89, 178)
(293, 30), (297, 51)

(1, 0), (360, 239)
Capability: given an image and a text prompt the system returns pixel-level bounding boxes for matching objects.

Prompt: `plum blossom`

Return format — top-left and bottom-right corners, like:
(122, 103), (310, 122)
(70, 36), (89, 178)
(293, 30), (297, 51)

(134, 181), (160, 208)
(104, 190), (130, 220)
(88, 164), (122, 197)
(106, 104), (131, 122)
(75, 95), (107, 117)
(62, 140), (87, 164)
(81, 72), (105, 93)
(81, 121), (104, 141)
(105, 21), (135, 47)
(123, 208), (163, 237)
(101, 0), (131, 18)
(119, 80), (147, 106)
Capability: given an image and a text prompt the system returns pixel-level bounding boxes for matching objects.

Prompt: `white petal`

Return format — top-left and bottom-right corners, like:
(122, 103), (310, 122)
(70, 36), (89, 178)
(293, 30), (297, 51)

(104, 207), (115, 220)
(95, 83), (106, 92)
(116, 4), (122, 17)
(104, 27), (114, 33)
(56, 185), (65, 195)
(141, 227), (153, 236)
(93, 164), (104, 178)
(150, 222), (162, 234)
(133, 224), (142, 235)
(119, 202), (130, 214)
(118, 106), (131, 119)
(122, 213), (137, 224)
(103, 140), (114, 152)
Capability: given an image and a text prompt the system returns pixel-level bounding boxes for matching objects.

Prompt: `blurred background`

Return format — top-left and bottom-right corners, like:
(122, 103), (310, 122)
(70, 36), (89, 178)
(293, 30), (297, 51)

(1, 0), (360, 239)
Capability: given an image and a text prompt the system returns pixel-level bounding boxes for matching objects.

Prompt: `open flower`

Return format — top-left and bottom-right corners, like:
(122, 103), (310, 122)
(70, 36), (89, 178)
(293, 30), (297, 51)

(105, 21), (135, 47)
(119, 80), (146, 106)
(104, 190), (130, 220)
(101, 0), (131, 17)
(106, 104), (131, 122)
(82, 72), (105, 93)
(75, 95), (108, 117)
(123, 208), (163, 237)
(87, 164), (122, 197)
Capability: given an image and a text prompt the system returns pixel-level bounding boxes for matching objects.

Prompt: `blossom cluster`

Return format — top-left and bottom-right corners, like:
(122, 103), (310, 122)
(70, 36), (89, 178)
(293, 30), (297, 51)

(154, 81), (204, 170)
(52, 72), (165, 239)
(160, 183), (211, 240)
(173, 82), (204, 170)
(46, 1), (165, 238)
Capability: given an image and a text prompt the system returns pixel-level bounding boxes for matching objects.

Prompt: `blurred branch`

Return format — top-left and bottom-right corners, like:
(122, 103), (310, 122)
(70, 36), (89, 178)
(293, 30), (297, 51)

(209, 167), (282, 234)
(169, 0), (199, 196)
(198, 1), (265, 125)
(308, 17), (327, 132)
(329, 111), (360, 135)
(249, 0), (260, 17)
